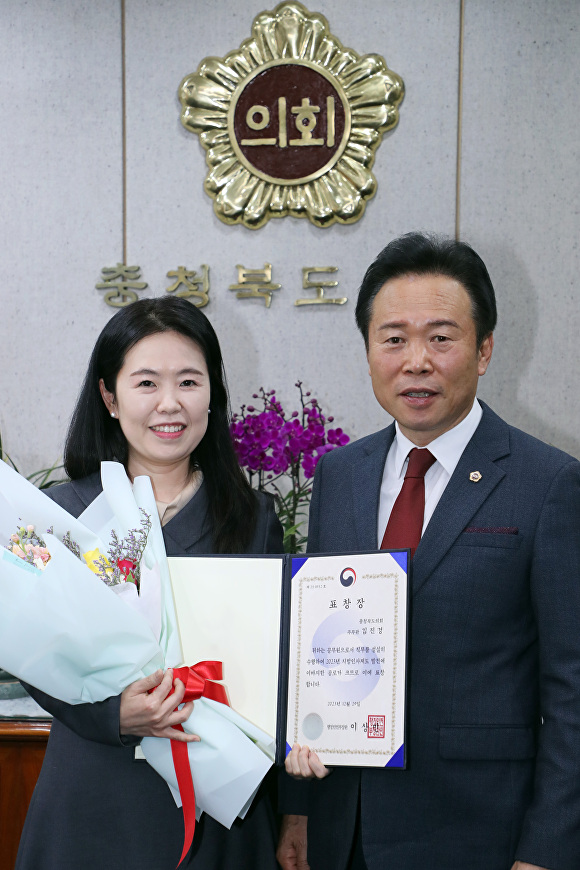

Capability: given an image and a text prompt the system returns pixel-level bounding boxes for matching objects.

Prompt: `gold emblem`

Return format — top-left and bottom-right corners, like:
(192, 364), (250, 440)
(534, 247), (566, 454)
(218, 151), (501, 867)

(469, 471), (482, 482)
(179, 2), (404, 229)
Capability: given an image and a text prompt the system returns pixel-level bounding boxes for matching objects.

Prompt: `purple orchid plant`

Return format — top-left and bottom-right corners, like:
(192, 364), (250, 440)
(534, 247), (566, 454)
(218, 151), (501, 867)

(230, 382), (350, 553)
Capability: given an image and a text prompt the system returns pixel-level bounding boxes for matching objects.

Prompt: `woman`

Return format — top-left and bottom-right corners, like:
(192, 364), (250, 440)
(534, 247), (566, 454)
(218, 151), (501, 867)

(16, 297), (283, 870)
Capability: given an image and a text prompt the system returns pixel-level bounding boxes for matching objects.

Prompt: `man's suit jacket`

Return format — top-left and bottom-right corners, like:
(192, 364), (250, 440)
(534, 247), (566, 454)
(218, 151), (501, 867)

(301, 403), (580, 870)
(17, 473), (283, 870)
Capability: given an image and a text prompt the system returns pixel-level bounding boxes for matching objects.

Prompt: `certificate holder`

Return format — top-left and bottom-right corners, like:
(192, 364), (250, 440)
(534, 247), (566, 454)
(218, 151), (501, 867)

(286, 550), (409, 768)
(167, 550), (409, 769)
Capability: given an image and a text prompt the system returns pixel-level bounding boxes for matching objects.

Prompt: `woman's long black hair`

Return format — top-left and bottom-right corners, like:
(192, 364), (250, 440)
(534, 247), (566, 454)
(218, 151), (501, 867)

(64, 296), (258, 553)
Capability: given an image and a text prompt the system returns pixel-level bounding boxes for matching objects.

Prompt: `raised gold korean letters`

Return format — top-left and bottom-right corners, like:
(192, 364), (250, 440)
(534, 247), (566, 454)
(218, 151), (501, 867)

(179, 2), (404, 229)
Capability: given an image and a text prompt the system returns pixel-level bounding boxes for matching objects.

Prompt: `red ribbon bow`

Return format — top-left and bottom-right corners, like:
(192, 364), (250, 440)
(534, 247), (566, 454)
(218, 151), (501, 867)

(169, 662), (229, 866)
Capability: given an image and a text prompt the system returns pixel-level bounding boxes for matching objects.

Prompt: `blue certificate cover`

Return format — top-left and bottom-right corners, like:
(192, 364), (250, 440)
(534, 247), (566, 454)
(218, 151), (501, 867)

(168, 550), (409, 769)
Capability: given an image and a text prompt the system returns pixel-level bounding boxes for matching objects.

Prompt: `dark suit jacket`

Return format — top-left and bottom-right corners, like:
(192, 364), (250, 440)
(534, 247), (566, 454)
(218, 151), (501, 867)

(284, 403), (580, 870)
(16, 473), (283, 870)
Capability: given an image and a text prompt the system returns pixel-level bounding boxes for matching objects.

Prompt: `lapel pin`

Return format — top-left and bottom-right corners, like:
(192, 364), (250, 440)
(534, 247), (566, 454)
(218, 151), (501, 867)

(469, 471), (482, 482)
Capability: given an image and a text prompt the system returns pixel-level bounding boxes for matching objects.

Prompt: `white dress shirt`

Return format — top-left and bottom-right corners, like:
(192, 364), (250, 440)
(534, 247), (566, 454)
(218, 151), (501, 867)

(377, 399), (483, 546)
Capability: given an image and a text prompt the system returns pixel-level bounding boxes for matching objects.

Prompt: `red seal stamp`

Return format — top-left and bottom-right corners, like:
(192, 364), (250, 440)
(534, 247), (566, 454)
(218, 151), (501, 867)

(367, 715), (385, 738)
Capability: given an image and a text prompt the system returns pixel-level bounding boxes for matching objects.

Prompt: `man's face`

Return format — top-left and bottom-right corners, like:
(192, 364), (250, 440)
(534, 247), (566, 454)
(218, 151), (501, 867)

(366, 273), (493, 446)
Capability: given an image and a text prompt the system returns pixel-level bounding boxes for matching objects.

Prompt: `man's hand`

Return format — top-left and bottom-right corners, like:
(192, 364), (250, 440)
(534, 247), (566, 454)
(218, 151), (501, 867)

(511, 863), (550, 870)
(277, 814), (309, 870)
(285, 743), (331, 780)
(119, 668), (200, 742)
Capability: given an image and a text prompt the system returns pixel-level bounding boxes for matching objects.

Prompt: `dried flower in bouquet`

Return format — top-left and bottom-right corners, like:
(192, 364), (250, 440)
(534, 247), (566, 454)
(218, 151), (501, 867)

(5, 510), (152, 593)
(7, 524), (52, 570)
(92, 509), (152, 589)
(230, 382), (349, 553)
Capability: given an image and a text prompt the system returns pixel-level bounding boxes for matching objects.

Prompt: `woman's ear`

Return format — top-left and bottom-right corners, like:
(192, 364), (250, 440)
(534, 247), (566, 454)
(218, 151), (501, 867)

(99, 379), (117, 416)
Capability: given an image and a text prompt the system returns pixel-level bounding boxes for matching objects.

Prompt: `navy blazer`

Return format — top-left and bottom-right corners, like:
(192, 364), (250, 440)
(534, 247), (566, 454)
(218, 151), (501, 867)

(291, 403), (580, 870)
(17, 474), (283, 870)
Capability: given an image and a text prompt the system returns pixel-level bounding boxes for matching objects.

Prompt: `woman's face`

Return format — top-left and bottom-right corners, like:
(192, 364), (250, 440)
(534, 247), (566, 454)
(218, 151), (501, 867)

(100, 331), (211, 478)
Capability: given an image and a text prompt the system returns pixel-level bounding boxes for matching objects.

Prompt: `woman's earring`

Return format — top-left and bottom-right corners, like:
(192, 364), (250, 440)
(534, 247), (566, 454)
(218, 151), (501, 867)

(110, 412), (116, 418)
(208, 409), (211, 414)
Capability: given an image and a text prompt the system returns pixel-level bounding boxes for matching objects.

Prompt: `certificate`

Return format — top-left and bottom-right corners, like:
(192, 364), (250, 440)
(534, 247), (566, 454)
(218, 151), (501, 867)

(167, 550), (409, 768)
(286, 551), (409, 768)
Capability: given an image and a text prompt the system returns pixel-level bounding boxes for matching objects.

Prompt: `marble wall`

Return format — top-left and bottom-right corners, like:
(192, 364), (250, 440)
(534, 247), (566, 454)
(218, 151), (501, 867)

(1, 0), (578, 474)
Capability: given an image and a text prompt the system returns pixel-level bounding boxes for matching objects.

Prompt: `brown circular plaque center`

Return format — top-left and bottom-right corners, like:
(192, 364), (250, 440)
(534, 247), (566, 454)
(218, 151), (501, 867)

(230, 61), (349, 185)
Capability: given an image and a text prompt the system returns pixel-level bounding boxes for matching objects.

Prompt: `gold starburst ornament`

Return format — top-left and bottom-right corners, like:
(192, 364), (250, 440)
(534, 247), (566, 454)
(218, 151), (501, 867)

(179, 2), (404, 229)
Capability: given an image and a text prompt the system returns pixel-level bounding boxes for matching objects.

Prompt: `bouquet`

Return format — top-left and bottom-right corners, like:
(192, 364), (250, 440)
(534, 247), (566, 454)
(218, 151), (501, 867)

(0, 460), (274, 863)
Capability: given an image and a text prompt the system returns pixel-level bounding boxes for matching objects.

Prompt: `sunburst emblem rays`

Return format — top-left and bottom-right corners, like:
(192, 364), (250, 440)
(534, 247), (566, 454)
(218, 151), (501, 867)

(179, 2), (404, 229)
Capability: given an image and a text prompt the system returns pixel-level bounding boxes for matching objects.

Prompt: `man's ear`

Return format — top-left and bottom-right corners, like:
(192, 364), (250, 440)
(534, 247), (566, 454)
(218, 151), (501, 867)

(99, 378), (116, 415)
(478, 333), (494, 376)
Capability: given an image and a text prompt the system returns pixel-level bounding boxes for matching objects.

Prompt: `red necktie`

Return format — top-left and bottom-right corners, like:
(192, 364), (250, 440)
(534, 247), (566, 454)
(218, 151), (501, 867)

(380, 448), (436, 557)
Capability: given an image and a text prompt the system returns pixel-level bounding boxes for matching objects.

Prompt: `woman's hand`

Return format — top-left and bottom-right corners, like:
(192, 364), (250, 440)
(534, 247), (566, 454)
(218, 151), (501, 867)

(119, 668), (200, 742)
(285, 743), (331, 779)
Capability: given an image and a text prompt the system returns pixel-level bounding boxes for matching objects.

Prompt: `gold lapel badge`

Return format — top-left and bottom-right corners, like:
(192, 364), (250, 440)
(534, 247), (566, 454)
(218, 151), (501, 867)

(469, 471), (482, 482)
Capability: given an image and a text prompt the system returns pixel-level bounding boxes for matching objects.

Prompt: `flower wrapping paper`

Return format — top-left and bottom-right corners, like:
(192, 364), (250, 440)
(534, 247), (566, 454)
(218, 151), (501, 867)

(0, 459), (273, 828)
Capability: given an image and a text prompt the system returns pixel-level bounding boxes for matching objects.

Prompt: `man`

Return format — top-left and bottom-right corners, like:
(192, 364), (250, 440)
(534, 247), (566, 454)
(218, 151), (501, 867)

(277, 233), (580, 870)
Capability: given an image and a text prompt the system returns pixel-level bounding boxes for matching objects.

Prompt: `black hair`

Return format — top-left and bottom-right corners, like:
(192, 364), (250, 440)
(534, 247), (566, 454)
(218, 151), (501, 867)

(65, 296), (258, 554)
(355, 232), (497, 348)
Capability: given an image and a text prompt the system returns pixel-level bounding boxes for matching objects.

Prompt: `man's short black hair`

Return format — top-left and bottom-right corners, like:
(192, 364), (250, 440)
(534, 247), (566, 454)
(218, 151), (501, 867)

(355, 232), (498, 349)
